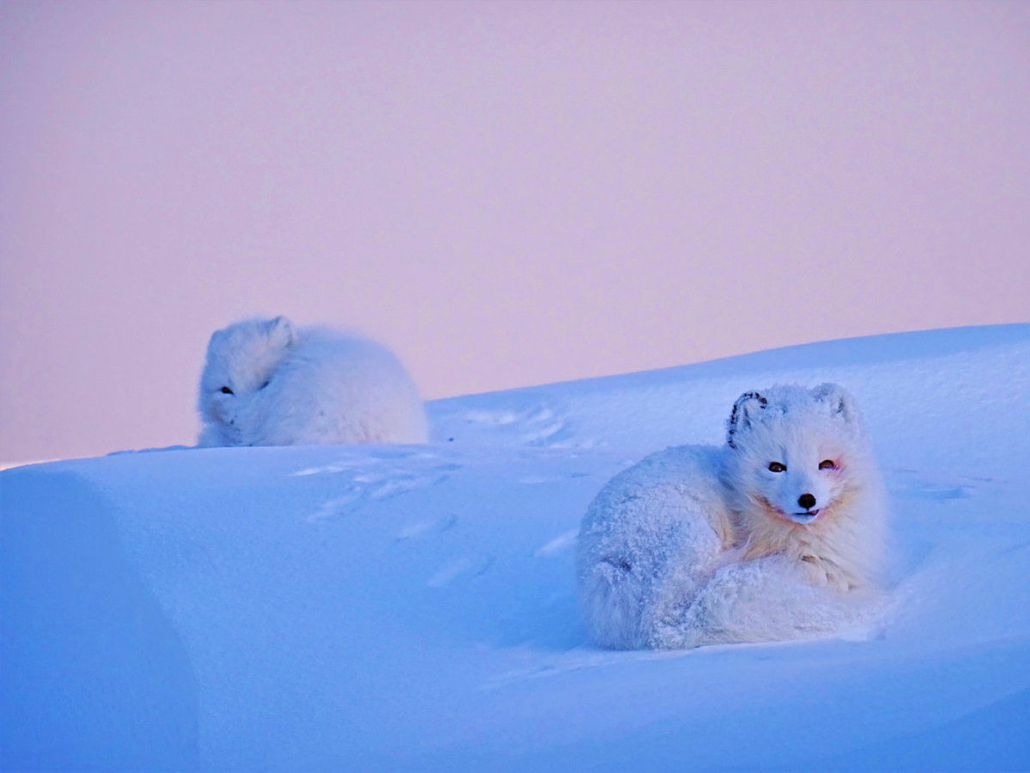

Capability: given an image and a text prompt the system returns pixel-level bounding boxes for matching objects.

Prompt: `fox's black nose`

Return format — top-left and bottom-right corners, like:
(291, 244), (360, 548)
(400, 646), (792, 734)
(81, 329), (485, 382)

(798, 493), (817, 510)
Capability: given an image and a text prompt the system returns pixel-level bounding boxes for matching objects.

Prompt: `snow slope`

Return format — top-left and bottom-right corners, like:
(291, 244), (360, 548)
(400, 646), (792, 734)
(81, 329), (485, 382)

(2, 324), (1029, 771)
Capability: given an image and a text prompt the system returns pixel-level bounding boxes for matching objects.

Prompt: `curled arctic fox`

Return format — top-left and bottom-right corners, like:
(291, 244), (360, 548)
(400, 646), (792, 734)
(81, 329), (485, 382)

(197, 316), (429, 447)
(576, 384), (888, 650)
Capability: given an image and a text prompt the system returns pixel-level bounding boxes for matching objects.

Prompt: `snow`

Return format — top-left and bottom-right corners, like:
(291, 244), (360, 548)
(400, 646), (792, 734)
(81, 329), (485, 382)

(2, 323), (1029, 771)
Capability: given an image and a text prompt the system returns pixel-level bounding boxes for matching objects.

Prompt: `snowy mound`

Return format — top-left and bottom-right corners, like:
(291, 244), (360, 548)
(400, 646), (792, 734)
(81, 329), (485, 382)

(3, 324), (1029, 771)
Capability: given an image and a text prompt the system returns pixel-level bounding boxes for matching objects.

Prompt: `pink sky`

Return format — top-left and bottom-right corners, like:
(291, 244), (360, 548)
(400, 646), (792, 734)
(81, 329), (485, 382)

(1, 0), (1027, 462)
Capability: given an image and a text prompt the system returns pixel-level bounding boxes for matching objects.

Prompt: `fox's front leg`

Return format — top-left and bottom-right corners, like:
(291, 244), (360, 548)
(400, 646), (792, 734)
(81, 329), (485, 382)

(800, 554), (852, 592)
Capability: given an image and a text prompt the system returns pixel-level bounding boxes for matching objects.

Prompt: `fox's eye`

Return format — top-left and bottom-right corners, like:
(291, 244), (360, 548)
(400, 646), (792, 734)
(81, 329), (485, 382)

(260, 381), (270, 390)
(819, 459), (837, 470)
(220, 386), (234, 395)
(768, 462), (787, 473)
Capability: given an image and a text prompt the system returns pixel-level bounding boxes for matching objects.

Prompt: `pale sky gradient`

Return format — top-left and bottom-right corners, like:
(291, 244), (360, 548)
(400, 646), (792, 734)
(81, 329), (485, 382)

(1, 0), (1028, 462)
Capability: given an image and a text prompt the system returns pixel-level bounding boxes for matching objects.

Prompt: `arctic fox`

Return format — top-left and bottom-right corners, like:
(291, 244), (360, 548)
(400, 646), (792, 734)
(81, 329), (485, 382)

(576, 383), (888, 650)
(197, 316), (429, 447)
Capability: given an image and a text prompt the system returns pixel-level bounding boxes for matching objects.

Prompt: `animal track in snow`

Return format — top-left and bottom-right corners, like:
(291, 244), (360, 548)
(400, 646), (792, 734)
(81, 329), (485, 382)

(534, 529), (579, 558)
(891, 469), (992, 502)
(293, 459), (372, 477)
(302, 454), (459, 522)
(427, 555), (494, 588)
(482, 647), (686, 691)
(518, 407), (568, 445)
(462, 410), (519, 426)
(461, 404), (571, 447)
(395, 514), (458, 541)
(360, 472), (448, 500)
(518, 471), (590, 485)
(308, 494), (363, 522)
(293, 450), (449, 477)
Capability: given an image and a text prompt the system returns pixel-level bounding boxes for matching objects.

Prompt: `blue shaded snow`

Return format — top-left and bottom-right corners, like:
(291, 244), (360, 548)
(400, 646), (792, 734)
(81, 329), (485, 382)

(2, 324), (1028, 770)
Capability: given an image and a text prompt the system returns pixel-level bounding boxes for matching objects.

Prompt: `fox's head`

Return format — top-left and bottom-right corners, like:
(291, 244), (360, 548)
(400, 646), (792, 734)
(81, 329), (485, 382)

(198, 316), (297, 437)
(723, 383), (871, 525)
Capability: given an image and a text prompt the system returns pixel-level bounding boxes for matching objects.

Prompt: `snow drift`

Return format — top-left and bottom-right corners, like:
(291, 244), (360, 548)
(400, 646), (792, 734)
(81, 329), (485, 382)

(2, 324), (1029, 771)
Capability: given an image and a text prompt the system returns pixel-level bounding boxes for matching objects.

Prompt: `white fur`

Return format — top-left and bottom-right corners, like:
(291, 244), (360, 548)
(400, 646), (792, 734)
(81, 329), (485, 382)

(576, 383), (888, 649)
(197, 317), (429, 447)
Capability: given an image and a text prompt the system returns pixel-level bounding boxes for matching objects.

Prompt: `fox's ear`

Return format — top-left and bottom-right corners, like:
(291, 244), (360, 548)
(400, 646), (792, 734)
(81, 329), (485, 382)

(206, 327), (228, 353)
(266, 316), (297, 348)
(812, 383), (859, 425)
(727, 391), (767, 448)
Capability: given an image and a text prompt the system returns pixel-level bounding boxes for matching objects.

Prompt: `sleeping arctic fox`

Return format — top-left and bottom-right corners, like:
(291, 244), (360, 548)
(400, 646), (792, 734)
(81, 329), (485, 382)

(197, 316), (429, 447)
(576, 383), (888, 649)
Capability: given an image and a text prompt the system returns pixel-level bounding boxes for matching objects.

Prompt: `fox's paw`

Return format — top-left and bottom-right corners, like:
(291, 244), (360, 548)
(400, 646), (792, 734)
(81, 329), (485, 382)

(800, 554), (851, 593)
